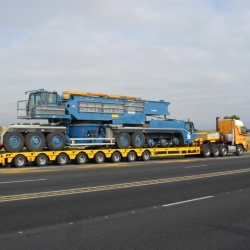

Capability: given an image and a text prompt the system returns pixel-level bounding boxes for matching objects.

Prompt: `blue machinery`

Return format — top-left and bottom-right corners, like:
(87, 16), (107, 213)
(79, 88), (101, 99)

(2, 89), (196, 152)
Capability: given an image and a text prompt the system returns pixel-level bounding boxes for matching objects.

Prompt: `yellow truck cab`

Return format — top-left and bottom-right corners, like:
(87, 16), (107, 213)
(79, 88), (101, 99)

(218, 119), (248, 150)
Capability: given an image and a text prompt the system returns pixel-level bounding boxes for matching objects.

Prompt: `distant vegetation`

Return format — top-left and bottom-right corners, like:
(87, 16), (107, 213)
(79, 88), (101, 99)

(223, 115), (240, 120)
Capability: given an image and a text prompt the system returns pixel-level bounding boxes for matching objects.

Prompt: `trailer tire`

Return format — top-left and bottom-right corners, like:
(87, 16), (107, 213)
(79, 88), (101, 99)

(46, 132), (66, 151)
(94, 152), (105, 164)
(127, 151), (136, 162)
(141, 150), (150, 161)
(131, 132), (145, 148)
(75, 152), (88, 165)
(3, 132), (24, 152)
(219, 145), (227, 157)
(11, 154), (27, 168)
(35, 154), (48, 167)
(202, 145), (211, 158)
(111, 151), (121, 163)
(56, 153), (68, 165)
(211, 145), (220, 157)
(25, 132), (46, 151)
(236, 145), (244, 156)
(115, 133), (131, 149)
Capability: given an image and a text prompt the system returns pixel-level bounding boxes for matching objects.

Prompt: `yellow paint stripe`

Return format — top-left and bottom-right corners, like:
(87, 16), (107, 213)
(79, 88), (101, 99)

(0, 168), (250, 203)
(0, 169), (60, 174)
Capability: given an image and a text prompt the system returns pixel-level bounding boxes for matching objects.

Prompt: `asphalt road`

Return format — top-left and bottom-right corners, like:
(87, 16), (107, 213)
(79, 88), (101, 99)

(0, 155), (250, 249)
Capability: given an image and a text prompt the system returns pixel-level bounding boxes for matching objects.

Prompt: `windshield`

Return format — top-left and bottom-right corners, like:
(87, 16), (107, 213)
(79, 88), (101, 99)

(28, 92), (57, 106)
(240, 126), (247, 135)
(185, 122), (195, 133)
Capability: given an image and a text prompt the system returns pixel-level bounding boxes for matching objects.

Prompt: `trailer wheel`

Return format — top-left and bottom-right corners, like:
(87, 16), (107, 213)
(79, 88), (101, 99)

(35, 154), (48, 167)
(127, 151), (136, 162)
(25, 132), (46, 151)
(202, 145), (211, 158)
(56, 153), (68, 165)
(94, 152), (105, 164)
(115, 133), (131, 149)
(75, 152), (88, 165)
(131, 132), (145, 148)
(3, 132), (24, 152)
(236, 145), (244, 156)
(11, 154), (27, 168)
(141, 150), (150, 161)
(211, 145), (219, 157)
(46, 132), (66, 151)
(111, 151), (121, 163)
(219, 145), (227, 157)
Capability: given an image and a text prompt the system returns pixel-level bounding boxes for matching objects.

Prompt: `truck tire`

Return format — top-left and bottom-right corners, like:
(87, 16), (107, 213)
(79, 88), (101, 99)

(127, 151), (136, 162)
(141, 150), (150, 161)
(56, 153), (68, 165)
(236, 145), (244, 156)
(11, 154), (27, 168)
(35, 153), (48, 167)
(94, 152), (105, 164)
(25, 132), (46, 151)
(75, 152), (88, 165)
(211, 145), (219, 157)
(3, 132), (24, 152)
(111, 151), (121, 163)
(202, 145), (211, 158)
(131, 132), (145, 148)
(219, 145), (227, 157)
(115, 133), (131, 149)
(46, 132), (66, 151)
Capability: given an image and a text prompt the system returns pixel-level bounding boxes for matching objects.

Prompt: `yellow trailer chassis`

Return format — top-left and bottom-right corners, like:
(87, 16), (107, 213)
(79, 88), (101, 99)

(0, 146), (200, 168)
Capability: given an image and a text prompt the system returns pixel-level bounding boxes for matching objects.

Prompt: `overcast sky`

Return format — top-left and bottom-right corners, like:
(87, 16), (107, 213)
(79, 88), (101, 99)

(1, 0), (250, 129)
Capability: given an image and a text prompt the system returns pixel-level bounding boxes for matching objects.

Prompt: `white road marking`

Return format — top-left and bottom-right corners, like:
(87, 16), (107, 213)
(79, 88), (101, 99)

(185, 165), (207, 169)
(162, 196), (214, 207)
(0, 179), (47, 184)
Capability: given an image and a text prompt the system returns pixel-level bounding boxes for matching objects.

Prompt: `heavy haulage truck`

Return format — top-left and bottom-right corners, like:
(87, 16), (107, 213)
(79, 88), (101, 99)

(0, 89), (248, 168)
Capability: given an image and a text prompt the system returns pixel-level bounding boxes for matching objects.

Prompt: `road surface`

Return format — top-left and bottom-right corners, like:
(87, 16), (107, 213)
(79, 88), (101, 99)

(0, 155), (250, 249)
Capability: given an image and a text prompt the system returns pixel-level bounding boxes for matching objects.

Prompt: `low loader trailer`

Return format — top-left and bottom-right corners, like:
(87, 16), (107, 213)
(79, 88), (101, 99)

(0, 146), (201, 168)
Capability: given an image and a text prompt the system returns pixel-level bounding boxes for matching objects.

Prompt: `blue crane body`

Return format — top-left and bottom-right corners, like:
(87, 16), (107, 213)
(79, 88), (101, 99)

(0, 89), (195, 152)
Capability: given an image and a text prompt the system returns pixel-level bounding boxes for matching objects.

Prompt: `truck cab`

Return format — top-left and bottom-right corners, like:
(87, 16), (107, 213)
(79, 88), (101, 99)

(17, 90), (67, 121)
(218, 119), (247, 150)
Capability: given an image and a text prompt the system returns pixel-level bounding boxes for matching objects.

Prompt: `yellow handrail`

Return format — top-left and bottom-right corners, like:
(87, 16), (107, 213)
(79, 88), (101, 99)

(62, 91), (137, 100)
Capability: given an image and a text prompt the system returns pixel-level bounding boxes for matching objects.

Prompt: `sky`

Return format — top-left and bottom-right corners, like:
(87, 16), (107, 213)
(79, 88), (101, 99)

(0, 0), (250, 129)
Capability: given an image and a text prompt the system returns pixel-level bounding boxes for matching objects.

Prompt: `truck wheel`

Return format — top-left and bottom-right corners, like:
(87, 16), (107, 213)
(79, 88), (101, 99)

(211, 145), (219, 157)
(35, 154), (48, 167)
(25, 132), (46, 151)
(141, 150), (150, 161)
(147, 139), (155, 148)
(94, 152), (105, 164)
(11, 154), (27, 168)
(75, 152), (88, 164)
(127, 151), (136, 162)
(46, 132), (66, 151)
(236, 145), (244, 156)
(202, 145), (211, 158)
(56, 153), (68, 165)
(111, 151), (121, 163)
(219, 145), (227, 157)
(115, 133), (131, 149)
(131, 132), (145, 148)
(3, 132), (24, 152)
